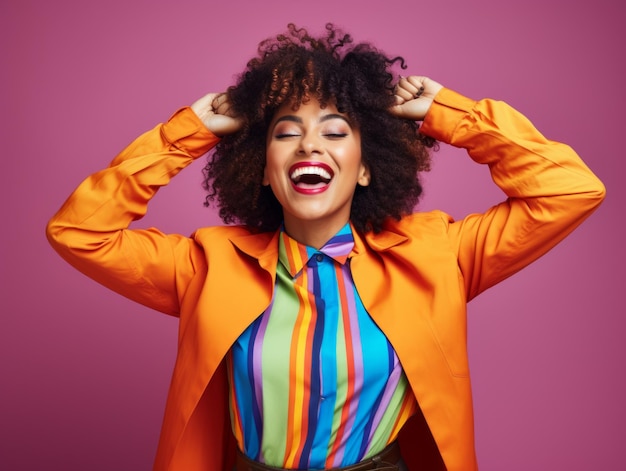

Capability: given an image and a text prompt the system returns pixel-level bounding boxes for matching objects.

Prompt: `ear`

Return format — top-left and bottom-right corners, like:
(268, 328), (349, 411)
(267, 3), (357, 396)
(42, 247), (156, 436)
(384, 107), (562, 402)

(358, 164), (371, 186)
(262, 167), (270, 186)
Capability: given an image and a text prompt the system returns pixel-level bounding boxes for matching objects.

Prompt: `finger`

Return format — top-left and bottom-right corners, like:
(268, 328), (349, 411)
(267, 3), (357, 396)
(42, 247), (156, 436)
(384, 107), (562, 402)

(211, 93), (227, 111)
(393, 95), (406, 105)
(396, 86), (423, 101)
(395, 84), (414, 102)
(406, 76), (427, 90)
(217, 101), (241, 122)
(407, 76), (444, 98)
(397, 76), (425, 100)
(214, 95), (235, 116)
(191, 92), (220, 119)
(396, 76), (412, 94)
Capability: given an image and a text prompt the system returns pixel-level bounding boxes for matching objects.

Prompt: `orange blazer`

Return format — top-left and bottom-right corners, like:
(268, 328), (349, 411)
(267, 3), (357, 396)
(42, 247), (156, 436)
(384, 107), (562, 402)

(47, 89), (605, 471)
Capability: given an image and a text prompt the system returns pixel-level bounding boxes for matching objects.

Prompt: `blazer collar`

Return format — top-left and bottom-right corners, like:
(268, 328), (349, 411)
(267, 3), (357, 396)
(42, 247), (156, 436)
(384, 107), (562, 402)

(228, 221), (409, 265)
(228, 229), (280, 273)
(353, 222), (409, 255)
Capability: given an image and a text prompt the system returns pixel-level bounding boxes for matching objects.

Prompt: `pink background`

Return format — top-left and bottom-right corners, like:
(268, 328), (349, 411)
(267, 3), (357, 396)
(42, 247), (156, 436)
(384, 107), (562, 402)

(1, 0), (624, 469)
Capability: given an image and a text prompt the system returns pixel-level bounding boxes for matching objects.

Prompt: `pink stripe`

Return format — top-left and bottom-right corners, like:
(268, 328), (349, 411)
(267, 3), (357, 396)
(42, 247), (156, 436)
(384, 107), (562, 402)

(332, 266), (363, 464)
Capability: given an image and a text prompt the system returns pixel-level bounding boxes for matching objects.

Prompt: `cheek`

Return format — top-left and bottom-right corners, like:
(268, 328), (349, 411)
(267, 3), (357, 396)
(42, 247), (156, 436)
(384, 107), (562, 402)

(346, 146), (364, 172)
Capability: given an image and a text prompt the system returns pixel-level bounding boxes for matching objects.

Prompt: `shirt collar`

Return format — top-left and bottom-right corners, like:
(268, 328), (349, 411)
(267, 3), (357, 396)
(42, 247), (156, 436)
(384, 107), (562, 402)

(278, 223), (355, 278)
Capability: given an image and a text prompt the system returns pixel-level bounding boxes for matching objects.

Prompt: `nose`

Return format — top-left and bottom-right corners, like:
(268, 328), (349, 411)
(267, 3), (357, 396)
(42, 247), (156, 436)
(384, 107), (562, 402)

(297, 131), (323, 155)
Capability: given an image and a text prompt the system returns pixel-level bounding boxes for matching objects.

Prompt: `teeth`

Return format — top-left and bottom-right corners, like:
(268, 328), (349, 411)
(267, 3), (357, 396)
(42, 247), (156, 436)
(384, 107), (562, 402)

(290, 166), (332, 181)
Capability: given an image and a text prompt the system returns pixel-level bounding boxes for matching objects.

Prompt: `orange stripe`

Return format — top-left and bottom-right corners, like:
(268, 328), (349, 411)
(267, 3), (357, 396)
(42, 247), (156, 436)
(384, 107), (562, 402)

(283, 239), (304, 465)
(284, 240), (313, 467)
(293, 285), (316, 466)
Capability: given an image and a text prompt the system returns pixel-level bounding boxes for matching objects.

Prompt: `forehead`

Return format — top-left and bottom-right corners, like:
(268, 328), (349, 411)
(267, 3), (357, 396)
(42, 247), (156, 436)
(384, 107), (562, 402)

(275, 96), (338, 115)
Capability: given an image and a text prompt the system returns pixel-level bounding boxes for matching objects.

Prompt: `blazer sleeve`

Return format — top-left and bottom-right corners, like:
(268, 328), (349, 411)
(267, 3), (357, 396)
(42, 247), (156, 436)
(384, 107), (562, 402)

(419, 88), (606, 301)
(46, 107), (220, 316)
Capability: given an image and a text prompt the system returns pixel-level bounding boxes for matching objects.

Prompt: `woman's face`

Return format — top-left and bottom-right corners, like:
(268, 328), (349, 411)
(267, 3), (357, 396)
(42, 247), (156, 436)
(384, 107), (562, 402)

(264, 97), (370, 245)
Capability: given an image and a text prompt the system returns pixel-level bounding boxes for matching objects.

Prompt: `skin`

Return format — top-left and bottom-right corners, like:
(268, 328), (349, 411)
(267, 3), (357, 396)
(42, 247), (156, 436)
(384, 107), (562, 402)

(191, 75), (444, 248)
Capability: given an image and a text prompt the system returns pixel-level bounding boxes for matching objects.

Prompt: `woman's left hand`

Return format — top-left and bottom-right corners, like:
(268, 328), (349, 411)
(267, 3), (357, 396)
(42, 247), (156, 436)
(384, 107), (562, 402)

(389, 76), (444, 121)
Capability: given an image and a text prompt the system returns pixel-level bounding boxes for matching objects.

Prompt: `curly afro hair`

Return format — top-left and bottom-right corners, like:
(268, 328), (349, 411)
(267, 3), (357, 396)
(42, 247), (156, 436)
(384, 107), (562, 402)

(203, 23), (436, 234)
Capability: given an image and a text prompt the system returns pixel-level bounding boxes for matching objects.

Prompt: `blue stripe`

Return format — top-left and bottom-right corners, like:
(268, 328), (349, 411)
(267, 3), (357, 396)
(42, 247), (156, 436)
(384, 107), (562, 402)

(247, 318), (264, 458)
(358, 342), (394, 457)
(232, 322), (263, 459)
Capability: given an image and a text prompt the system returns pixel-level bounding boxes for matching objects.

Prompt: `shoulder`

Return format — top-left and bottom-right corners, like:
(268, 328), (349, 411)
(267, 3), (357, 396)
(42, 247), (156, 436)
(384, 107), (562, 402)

(192, 225), (272, 243)
(385, 210), (455, 236)
(191, 225), (277, 258)
(358, 211), (455, 254)
(193, 225), (255, 238)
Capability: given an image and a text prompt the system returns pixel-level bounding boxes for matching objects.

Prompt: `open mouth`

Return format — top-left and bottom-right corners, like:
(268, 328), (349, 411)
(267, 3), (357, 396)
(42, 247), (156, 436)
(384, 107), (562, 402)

(289, 162), (334, 193)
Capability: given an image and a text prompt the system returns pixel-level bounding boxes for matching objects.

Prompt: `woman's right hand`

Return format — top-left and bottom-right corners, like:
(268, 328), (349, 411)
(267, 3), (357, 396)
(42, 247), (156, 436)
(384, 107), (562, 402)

(191, 92), (243, 137)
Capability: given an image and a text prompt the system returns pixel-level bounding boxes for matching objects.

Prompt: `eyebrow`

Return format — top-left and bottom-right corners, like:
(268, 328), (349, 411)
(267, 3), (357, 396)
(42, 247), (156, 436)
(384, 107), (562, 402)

(273, 113), (352, 126)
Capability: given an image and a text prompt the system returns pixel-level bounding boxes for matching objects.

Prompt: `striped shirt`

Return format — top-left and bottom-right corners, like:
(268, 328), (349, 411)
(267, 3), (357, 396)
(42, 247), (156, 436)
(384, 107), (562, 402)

(227, 224), (417, 469)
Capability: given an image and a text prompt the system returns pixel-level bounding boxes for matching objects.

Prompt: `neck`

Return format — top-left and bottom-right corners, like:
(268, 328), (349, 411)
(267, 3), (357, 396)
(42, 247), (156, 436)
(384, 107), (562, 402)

(283, 217), (348, 249)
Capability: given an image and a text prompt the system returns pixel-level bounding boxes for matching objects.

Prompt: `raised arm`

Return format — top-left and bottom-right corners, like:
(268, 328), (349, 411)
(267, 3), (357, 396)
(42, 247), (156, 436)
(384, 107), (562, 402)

(394, 77), (605, 300)
(46, 94), (241, 315)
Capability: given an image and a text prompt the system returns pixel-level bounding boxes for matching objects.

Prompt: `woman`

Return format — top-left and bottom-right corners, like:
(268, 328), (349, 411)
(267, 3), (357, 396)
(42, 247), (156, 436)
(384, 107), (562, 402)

(47, 24), (605, 471)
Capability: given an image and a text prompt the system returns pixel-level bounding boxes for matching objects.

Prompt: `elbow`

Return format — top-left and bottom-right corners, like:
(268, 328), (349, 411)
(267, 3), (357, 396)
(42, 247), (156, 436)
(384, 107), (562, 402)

(594, 179), (607, 204)
(563, 176), (607, 226)
(45, 217), (60, 248)
(45, 215), (70, 255)
(584, 176), (607, 211)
